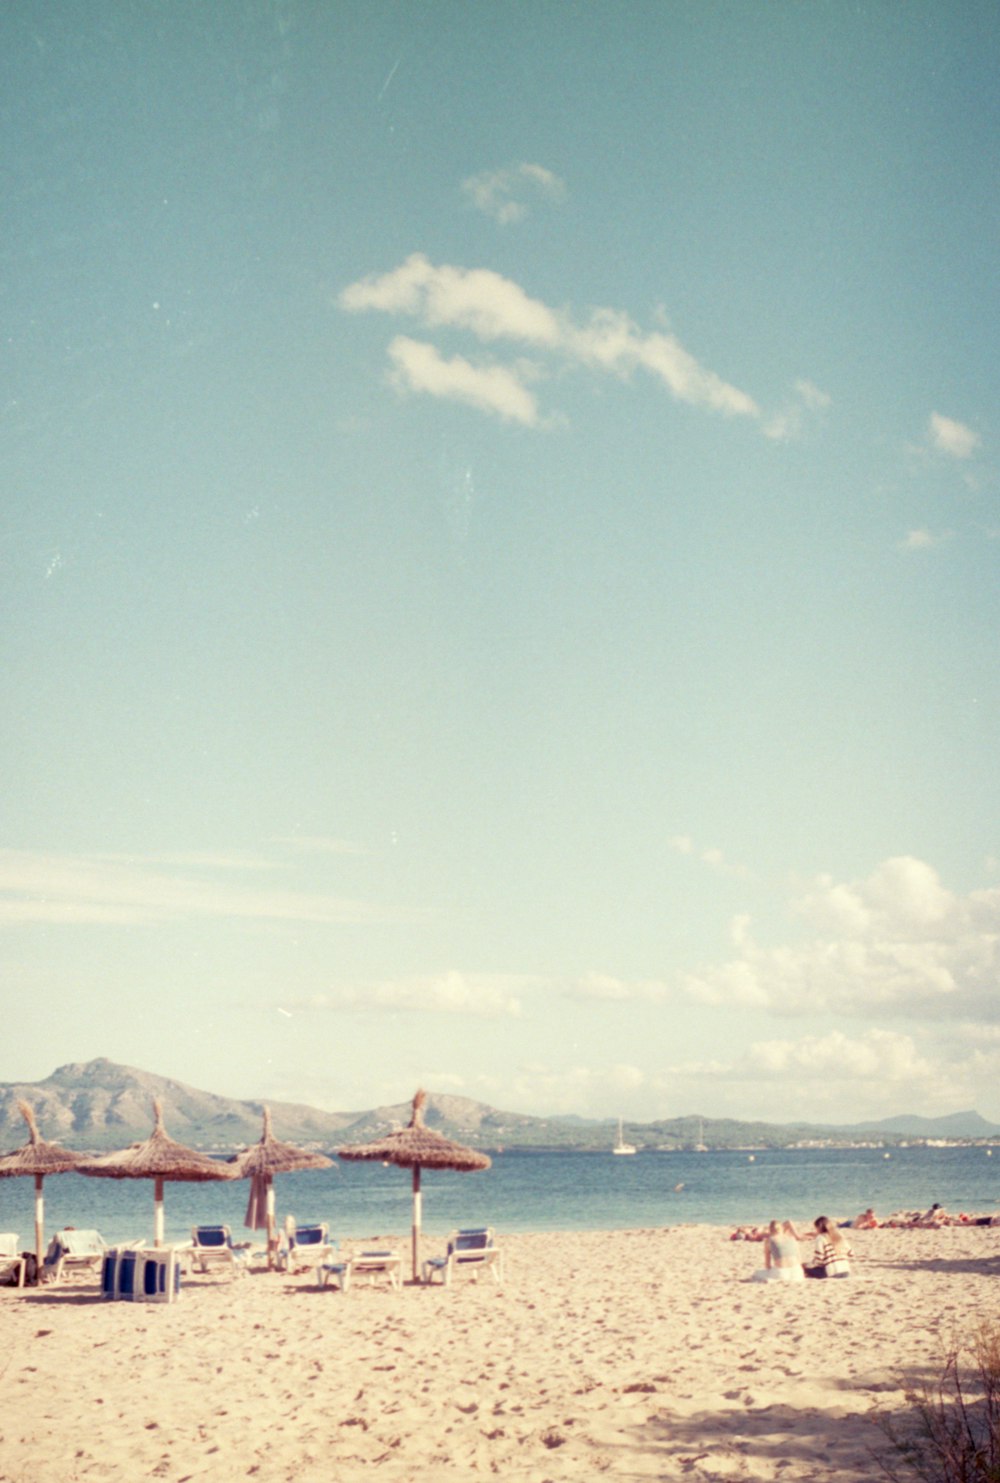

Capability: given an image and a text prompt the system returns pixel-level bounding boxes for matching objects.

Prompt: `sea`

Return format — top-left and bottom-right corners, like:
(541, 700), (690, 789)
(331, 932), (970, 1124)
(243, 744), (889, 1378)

(3, 1143), (998, 1249)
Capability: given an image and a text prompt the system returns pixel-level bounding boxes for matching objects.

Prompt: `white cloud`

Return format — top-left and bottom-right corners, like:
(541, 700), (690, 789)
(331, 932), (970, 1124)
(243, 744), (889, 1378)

(564, 972), (670, 1003)
(762, 377), (832, 442)
(387, 336), (541, 425)
(293, 971), (529, 1019)
(675, 1028), (934, 1084)
(669, 834), (753, 881)
(341, 254), (561, 346)
(340, 255), (762, 426)
(502, 1061), (646, 1116)
(462, 162), (567, 224)
(900, 527), (951, 551)
(794, 379), (832, 411)
(929, 411), (981, 460)
(681, 856), (1000, 1023)
(271, 836), (365, 856)
(0, 849), (392, 927)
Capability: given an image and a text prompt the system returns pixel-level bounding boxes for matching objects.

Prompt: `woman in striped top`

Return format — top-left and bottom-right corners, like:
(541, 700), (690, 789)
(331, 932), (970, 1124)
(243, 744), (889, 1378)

(804, 1215), (852, 1278)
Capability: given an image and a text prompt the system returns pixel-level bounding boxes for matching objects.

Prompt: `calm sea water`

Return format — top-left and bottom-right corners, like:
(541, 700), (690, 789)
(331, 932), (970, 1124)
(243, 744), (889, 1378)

(2, 1145), (997, 1249)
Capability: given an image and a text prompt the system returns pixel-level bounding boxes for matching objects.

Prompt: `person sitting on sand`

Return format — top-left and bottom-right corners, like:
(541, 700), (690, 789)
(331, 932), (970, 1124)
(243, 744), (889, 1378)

(917, 1202), (949, 1227)
(752, 1219), (805, 1282)
(852, 1208), (878, 1229)
(804, 1215), (852, 1278)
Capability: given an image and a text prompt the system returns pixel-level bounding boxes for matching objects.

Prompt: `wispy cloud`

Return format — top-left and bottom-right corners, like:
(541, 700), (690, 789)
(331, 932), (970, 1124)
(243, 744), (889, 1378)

(929, 411), (981, 459)
(289, 971), (530, 1019)
(271, 836), (366, 856)
(762, 378), (833, 442)
(563, 972), (670, 1003)
(340, 254), (760, 426)
(669, 834), (753, 881)
(0, 849), (396, 927)
(462, 162), (567, 224)
(900, 527), (952, 551)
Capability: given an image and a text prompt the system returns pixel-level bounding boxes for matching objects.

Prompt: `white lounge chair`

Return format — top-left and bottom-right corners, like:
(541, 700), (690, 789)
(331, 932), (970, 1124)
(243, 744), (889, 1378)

(277, 1221), (334, 1272)
(320, 1248), (402, 1291)
(189, 1225), (250, 1277)
(422, 1227), (503, 1286)
(0, 1234), (26, 1289)
(43, 1229), (107, 1284)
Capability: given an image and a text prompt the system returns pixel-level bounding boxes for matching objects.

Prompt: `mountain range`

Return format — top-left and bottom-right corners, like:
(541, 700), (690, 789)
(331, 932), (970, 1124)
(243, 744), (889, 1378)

(1, 1060), (997, 1152)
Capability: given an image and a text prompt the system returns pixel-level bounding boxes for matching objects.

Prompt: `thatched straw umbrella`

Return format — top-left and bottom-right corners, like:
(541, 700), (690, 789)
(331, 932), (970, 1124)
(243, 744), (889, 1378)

(338, 1089), (491, 1282)
(77, 1099), (238, 1247)
(228, 1107), (333, 1268)
(0, 1101), (82, 1269)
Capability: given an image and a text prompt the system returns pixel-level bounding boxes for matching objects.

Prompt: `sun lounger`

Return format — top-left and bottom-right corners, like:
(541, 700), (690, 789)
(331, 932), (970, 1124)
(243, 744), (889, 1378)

(422, 1227), (503, 1286)
(189, 1225), (250, 1277)
(421, 1227), (503, 1285)
(320, 1249), (402, 1291)
(43, 1229), (108, 1284)
(0, 1234), (26, 1289)
(277, 1221), (334, 1272)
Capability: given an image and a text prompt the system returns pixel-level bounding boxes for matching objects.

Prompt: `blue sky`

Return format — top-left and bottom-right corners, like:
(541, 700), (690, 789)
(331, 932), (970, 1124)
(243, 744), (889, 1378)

(4, 1), (1000, 1126)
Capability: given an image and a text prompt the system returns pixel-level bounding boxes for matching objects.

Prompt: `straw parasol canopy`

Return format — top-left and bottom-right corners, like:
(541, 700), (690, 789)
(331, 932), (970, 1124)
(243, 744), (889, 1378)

(338, 1089), (491, 1281)
(228, 1107), (333, 1268)
(77, 1099), (238, 1247)
(0, 1101), (83, 1269)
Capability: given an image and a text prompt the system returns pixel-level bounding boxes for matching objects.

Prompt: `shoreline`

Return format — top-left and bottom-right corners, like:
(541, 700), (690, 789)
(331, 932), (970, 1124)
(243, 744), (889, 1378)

(4, 1223), (999, 1481)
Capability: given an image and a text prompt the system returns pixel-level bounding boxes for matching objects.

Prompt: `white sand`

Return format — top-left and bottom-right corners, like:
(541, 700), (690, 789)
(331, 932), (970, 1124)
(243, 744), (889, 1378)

(2, 1224), (998, 1482)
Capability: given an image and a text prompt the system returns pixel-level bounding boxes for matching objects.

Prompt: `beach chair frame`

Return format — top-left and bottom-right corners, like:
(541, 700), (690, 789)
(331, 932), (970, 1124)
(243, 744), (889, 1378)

(422, 1227), (503, 1286)
(277, 1222), (334, 1272)
(0, 1234), (26, 1290)
(189, 1225), (250, 1277)
(43, 1229), (107, 1284)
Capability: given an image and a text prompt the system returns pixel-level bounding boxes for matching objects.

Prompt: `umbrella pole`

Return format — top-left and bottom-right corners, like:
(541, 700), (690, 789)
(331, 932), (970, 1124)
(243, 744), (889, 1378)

(34, 1173), (44, 1270)
(154, 1177), (165, 1248)
(266, 1181), (277, 1269)
(411, 1164), (421, 1283)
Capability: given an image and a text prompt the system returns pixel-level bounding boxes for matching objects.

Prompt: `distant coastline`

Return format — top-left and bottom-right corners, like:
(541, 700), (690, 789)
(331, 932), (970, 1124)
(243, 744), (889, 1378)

(2, 1058), (998, 1156)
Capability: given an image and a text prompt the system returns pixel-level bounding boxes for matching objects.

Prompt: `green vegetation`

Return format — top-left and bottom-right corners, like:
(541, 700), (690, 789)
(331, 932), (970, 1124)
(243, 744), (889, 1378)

(877, 1323), (1000, 1483)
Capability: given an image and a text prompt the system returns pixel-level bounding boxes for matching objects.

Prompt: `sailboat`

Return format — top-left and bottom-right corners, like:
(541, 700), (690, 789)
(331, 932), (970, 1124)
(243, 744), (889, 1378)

(613, 1117), (636, 1156)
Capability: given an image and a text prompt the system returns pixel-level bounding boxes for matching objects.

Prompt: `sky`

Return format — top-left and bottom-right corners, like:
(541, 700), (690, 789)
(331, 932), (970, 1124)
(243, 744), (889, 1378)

(3, 1), (1000, 1128)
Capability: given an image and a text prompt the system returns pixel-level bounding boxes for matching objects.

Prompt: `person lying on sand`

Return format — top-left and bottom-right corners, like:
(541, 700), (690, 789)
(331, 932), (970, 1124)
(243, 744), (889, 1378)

(852, 1208), (878, 1228)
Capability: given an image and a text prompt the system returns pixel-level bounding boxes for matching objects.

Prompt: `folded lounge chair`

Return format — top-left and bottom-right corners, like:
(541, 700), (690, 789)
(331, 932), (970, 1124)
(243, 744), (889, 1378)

(43, 1229), (107, 1284)
(189, 1225), (250, 1277)
(422, 1227), (503, 1286)
(101, 1245), (181, 1303)
(0, 1233), (26, 1289)
(277, 1221), (334, 1272)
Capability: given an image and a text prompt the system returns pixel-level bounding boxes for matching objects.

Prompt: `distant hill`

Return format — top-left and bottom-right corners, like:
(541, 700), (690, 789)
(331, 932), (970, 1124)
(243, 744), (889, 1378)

(1, 1060), (997, 1152)
(0, 1059), (355, 1152)
(847, 1111), (1000, 1138)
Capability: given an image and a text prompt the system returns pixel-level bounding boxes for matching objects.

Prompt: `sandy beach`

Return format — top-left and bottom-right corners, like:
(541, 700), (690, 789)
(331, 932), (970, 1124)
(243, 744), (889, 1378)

(2, 1223), (999, 1483)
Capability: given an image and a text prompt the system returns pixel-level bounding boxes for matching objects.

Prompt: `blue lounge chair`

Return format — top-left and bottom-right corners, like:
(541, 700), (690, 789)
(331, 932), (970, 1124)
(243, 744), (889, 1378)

(190, 1225), (250, 1277)
(278, 1221), (334, 1272)
(422, 1227), (503, 1286)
